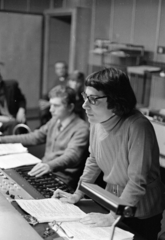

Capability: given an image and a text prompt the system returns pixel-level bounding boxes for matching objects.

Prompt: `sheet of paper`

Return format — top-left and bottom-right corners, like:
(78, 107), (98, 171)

(0, 143), (27, 156)
(56, 222), (134, 240)
(0, 152), (41, 169)
(16, 198), (87, 223)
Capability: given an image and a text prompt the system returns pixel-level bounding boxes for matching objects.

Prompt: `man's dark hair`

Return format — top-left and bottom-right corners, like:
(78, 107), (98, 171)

(85, 67), (137, 116)
(49, 85), (76, 110)
(69, 70), (85, 83)
(68, 70), (85, 93)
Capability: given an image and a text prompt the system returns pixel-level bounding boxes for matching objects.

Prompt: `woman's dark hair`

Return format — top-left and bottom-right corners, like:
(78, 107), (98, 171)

(85, 67), (137, 116)
(49, 85), (76, 110)
(68, 70), (85, 93)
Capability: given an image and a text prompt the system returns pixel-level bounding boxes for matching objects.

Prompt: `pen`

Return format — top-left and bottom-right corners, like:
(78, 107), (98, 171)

(47, 188), (55, 192)
(57, 222), (74, 239)
(49, 221), (73, 239)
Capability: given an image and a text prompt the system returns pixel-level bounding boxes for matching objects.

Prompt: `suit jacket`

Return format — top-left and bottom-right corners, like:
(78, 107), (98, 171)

(0, 79), (26, 117)
(0, 114), (89, 189)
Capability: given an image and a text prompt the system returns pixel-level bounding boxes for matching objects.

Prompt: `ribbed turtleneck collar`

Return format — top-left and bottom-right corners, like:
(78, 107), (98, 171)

(99, 114), (122, 132)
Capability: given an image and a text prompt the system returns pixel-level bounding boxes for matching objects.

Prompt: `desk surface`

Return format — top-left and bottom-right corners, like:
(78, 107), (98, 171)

(0, 191), (146, 240)
(0, 192), (43, 240)
(127, 65), (161, 75)
(77, 200), (146, 240)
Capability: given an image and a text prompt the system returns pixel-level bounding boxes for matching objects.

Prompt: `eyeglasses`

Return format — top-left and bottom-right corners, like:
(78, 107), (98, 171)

(81, 92), (108, 105)
(43, 220), (73, 239)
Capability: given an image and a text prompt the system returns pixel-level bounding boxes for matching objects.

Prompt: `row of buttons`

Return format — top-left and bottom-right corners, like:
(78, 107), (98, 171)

(0, 169), (31, 201)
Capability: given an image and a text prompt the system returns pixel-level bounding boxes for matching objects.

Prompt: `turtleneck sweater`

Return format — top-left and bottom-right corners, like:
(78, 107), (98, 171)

(78, 109), (165, 218)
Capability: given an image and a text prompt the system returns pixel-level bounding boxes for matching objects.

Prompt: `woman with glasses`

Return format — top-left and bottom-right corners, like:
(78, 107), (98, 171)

(53, 67), (165, 240)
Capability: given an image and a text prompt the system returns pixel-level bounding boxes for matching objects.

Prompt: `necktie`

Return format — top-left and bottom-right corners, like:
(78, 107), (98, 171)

(55, 120), (62, 141)
(57, 119), (62, 132)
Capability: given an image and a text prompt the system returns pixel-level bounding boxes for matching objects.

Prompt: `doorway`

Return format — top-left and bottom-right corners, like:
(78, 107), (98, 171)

(46, 15), (71, 92)
(42, 8), (91, 96)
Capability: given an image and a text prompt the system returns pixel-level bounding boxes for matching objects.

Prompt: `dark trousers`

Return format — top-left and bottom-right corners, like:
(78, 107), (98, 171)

(0, 121), (17, 135)
(120, 213), (163, 240)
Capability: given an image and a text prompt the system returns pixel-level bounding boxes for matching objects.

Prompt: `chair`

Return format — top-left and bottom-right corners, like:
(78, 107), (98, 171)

(13, 123), (45, 159)
(13, 123), (31, 135)
(158, 232), (165, 240)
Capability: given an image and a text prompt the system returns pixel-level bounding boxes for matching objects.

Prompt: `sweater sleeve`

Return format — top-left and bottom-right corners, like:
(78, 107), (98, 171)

(46, 122), (89, 171)
(0, 124), (48, 146)
(15, 81), (26, 110)
(120, 117), (160, 206)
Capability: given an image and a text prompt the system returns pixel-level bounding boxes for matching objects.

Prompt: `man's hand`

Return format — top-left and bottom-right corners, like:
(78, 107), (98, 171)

(16, 108), (26, 123)
(52, 189), (83, 204)
(80, 212), (116, 227)
(28, 162), (51, 177)
(39, 99), (50, 110)
(0, 115), (15, 123)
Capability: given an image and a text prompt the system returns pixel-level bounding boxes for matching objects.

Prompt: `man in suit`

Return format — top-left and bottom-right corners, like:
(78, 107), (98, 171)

(0, 75), (26, 135)
(0, 85), (89, 189)
(39, 61), (69, 126)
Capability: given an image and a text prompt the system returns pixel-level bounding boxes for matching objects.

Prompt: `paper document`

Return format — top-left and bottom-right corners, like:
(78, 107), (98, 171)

(16, 198), (87, 223)
(0, 152), (41, 169)
(0, 143), (27, 156)
(16, 198), (133, 240)
(54, 221), (134, 240)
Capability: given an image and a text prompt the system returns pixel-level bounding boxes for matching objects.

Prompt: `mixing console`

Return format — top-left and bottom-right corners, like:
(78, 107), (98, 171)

(0, 165), (74, 240)
(0, 168), (34, 201)
(15, 165), (74, 197)
(0, 165), (74, 201)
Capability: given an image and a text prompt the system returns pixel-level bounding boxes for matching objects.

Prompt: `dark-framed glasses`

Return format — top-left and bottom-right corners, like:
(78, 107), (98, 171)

(81, 92), (108, 105)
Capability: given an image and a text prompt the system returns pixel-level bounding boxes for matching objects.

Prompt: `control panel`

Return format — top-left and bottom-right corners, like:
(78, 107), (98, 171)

(0, 169), (34, 202)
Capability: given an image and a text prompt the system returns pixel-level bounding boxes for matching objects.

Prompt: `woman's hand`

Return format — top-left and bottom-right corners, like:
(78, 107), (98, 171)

(80, 212), (116, 227)
(52, 189), (83, 204)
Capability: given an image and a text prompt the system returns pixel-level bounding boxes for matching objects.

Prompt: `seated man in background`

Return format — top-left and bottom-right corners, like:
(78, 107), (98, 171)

(67, 70), (86, 120)
(0, 85), (89, 189)
(39, 61), (69, 126)
(0, 74), (26, 135)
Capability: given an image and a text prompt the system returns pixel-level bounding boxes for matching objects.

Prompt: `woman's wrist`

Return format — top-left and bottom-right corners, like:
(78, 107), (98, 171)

(109, 211), (118, 220)
(74, 190), (85, 200)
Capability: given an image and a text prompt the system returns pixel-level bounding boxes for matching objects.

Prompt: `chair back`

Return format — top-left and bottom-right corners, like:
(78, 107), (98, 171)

(13, 123), (31, 135)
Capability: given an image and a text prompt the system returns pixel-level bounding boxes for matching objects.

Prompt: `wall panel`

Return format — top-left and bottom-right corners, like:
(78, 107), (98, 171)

(0, 12), (42, 109)
(94, 0), (111, 40)
(156, 0), (165, 62)
(133, 0), (159, 51)
(112, 0), (133, 43)
(30, 0), (50, 13)
(3, 0), (27, 11)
